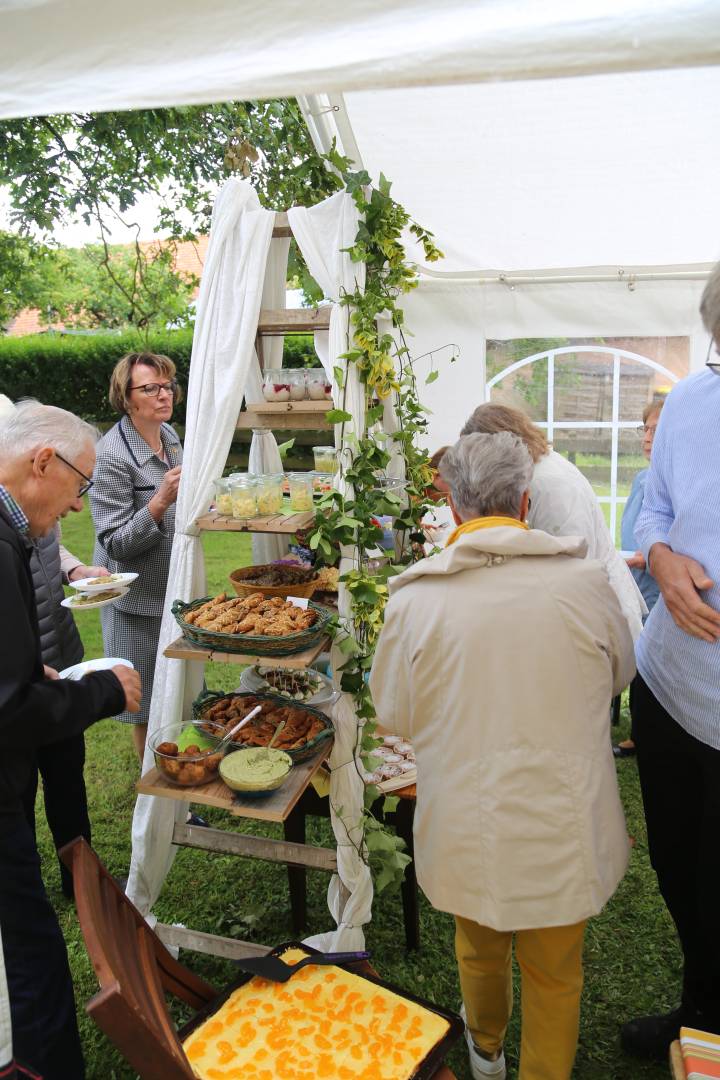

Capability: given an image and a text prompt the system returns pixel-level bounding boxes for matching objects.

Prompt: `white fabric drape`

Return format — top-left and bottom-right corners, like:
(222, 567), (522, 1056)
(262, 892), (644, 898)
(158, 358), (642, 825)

(248, 236), (292, 566)
(288, 193), (373, 949)
(127, 179), (274, 914)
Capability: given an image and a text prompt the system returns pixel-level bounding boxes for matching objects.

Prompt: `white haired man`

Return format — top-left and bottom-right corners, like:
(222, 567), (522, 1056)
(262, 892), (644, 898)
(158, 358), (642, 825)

(0, 402), (141, 1079)
(620, 263), (720, 1059)
(370, 431), (635, 1080)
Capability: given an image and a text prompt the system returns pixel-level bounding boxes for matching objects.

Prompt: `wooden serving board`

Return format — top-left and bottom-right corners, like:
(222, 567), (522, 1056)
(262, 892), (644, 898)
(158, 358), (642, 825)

(137, 741), (332, 823)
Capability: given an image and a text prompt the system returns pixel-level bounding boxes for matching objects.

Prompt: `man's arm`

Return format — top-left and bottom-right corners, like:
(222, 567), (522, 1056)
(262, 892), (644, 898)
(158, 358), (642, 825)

(0, 541), (127, 747)
(635, 404), (720, 641)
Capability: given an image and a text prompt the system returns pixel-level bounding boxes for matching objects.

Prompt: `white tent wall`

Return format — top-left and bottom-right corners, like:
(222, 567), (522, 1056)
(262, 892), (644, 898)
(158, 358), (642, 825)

(400, 275), (709, 450)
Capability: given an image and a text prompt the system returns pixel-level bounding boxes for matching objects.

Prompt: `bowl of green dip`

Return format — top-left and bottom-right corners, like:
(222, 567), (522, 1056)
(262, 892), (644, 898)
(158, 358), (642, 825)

(219, 747), (292, 797)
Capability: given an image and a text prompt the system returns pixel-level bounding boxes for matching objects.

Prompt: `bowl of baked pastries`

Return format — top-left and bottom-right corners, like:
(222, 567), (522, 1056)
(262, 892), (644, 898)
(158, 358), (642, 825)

(172, 592), (332, 656)
(193, 691), (334, 763)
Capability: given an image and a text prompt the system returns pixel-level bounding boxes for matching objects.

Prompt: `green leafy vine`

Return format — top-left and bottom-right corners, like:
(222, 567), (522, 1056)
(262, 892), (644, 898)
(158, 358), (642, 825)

(307, 151), (446, 892)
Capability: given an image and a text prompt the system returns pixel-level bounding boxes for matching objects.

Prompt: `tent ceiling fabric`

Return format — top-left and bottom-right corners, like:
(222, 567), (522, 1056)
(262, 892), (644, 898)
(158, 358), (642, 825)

(1, 1), (720, 119)
(336, 66), (720, 273)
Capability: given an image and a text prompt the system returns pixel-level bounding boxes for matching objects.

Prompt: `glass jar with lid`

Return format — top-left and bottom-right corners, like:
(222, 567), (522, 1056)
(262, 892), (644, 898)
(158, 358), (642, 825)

(229, 476), (258, 520)
(214, 477), (233, 516)
(287, 472), (314, 512)
(255, 473), (285, 515)
(306, 369), (333, 401)
(312, 445), (337, 473)
(262, 370), (291, 402)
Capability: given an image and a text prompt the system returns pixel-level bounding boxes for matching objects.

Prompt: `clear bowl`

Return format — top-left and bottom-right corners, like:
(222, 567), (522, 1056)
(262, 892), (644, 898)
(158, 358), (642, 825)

(219, 747), (292, 797)
(150, 722), (225, 787)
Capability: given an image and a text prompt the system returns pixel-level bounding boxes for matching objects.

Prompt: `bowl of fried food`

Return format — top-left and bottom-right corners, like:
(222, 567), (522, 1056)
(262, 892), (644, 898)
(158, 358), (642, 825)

(193, 691), (333, 763)
(150, 722), (225, 787)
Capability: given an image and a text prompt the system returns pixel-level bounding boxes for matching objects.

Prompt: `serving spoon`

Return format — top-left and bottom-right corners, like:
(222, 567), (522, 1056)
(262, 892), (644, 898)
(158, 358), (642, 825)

(201, 705), (262, 753)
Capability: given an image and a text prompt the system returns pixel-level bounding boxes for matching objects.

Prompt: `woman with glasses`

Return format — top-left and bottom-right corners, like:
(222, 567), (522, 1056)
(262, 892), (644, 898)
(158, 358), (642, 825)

(89, 352), (183, 762)
(613, 397), (665, 758)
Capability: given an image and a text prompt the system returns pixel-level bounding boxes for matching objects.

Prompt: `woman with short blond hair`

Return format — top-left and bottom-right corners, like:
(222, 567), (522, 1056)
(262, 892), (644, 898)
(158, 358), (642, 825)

(89, 351), (183, 761)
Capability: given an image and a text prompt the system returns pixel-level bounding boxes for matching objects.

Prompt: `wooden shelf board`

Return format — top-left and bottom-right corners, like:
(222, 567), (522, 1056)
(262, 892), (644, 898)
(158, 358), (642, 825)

(137, 742), (332, 822)
(246, 401), (332, 415)
(257, 307), (331, 335)
(195, 510), (315, 534)
(236, 400), (332, 431)
(163, 635), (329, 669)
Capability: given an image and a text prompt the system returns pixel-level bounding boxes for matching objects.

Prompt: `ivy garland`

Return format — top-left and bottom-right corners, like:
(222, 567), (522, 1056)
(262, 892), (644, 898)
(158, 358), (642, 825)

(307, 150), (449, 891)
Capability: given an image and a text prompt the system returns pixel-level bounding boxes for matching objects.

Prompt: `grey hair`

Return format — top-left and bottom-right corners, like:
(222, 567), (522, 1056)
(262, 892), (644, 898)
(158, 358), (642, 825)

(0, 400), (98, 462)
(439, 431), (533, 520)
(700, 261), (720, 339)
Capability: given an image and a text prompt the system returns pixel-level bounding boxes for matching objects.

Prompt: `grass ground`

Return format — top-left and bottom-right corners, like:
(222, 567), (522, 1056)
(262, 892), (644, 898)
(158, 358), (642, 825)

(37, 507), (679, 1079)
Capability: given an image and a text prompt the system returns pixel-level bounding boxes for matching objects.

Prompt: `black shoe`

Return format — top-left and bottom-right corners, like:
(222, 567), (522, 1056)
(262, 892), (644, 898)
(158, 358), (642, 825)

(613, 743), (637, 758)
(187, 813), (209, 827)
(620, 1007), (685, 1060)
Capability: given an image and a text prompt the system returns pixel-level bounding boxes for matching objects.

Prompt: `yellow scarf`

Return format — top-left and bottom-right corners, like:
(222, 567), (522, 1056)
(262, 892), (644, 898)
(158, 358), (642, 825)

(446, 515), (529, 547)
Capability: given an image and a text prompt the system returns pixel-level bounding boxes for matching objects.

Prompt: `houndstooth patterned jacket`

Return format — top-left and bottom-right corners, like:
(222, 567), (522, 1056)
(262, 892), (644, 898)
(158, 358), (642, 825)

(89, 415), (183, 617)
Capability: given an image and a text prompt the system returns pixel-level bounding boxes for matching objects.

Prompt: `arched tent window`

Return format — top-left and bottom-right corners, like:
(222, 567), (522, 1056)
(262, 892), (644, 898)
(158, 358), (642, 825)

(486, 342), (682, 544)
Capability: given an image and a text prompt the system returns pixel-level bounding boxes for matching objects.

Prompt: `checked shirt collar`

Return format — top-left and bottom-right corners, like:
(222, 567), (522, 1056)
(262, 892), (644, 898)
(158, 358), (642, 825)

(119, 414), (181, 468)
(0, 483), (29, 534)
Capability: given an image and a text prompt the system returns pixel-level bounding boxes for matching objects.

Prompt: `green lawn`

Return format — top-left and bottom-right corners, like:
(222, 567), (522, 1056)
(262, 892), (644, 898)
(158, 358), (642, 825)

(37, 507), (678, 1079)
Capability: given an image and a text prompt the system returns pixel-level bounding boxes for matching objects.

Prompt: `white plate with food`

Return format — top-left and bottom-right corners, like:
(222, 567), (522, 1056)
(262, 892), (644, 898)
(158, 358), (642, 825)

(61, 587), (129, 611)
(59, 657), (133, 680)
(240, 664), (338, 707)
(69, 572), (138, 594)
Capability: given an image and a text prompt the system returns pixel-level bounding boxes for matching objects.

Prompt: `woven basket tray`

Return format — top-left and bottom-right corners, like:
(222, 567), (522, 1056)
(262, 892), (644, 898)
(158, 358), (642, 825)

(192, 689), (334, 763)
(171, 597), (332, 656)
(228, 565), (320, 600)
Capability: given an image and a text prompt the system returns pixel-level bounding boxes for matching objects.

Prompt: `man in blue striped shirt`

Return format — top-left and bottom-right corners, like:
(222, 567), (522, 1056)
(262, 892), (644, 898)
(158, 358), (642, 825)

(621, 266), (720, 1060)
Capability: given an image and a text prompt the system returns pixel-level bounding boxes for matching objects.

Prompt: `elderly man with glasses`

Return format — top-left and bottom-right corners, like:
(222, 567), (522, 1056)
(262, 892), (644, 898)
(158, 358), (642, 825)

(0, 401), (141, 1079)
(620, 263), (720, 1060)
(371, 431), (635, 1080)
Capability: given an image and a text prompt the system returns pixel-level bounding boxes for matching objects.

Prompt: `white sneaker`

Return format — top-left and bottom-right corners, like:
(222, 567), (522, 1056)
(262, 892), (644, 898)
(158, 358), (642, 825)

(459, 1004), (507, 1080)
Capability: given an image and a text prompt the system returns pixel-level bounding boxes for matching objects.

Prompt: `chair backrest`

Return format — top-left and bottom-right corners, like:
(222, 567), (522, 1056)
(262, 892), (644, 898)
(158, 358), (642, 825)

(60, 838), (218, 1080)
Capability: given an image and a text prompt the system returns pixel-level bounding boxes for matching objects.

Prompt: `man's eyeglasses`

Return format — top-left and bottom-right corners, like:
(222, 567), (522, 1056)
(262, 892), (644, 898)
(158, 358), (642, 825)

(129, 379), (178, 398)
(55, 452), (94, 496)
(706, 337), (720, 376)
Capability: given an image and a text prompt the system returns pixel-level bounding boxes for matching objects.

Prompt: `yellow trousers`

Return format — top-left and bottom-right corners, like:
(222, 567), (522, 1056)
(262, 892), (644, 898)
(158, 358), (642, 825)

(454, 915), (587, 1080)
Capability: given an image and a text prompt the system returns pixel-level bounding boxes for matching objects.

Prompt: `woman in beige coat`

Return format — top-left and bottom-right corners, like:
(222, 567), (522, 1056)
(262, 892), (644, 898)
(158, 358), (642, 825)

(370, 431), (636, 1080)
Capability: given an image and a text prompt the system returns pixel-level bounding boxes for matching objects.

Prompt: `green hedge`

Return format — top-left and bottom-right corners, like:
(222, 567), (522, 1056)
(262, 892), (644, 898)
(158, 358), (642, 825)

(0, 330), (318, 424)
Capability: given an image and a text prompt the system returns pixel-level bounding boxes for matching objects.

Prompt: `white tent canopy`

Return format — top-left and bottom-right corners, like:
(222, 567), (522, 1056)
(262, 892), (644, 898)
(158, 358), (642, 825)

(1, 1), (720, 119)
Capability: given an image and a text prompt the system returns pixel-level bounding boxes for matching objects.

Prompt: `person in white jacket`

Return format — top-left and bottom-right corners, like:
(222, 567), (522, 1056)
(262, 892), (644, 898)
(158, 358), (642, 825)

(370, 432), (635, 1080)
(460, 404), (646, 640)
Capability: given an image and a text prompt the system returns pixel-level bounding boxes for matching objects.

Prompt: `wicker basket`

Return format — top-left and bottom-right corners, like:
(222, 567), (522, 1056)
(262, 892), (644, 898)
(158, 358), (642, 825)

(228, 564), (320, 600)
(192, 689), (334, 764)
(171, 597), (332, 656)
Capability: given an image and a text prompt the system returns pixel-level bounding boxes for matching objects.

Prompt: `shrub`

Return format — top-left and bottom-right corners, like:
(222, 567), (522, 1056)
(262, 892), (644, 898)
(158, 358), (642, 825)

(0, 331), (320, 423)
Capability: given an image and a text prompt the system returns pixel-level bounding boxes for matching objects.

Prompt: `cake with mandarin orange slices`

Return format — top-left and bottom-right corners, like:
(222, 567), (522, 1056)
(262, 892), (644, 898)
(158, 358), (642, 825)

(182, 947), (450, 1079)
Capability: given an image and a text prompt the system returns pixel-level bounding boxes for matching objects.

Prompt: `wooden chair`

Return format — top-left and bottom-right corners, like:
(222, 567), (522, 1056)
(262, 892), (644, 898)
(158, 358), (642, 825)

(61, 837), (457, 1080)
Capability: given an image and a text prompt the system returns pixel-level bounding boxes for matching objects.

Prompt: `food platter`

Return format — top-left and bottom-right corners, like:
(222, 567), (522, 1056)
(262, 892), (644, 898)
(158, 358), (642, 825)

(240, 664), (337, 707)
(59, 657), (133, 680)
(61, 588), (129, 610)
(69, 572), (138, 593)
